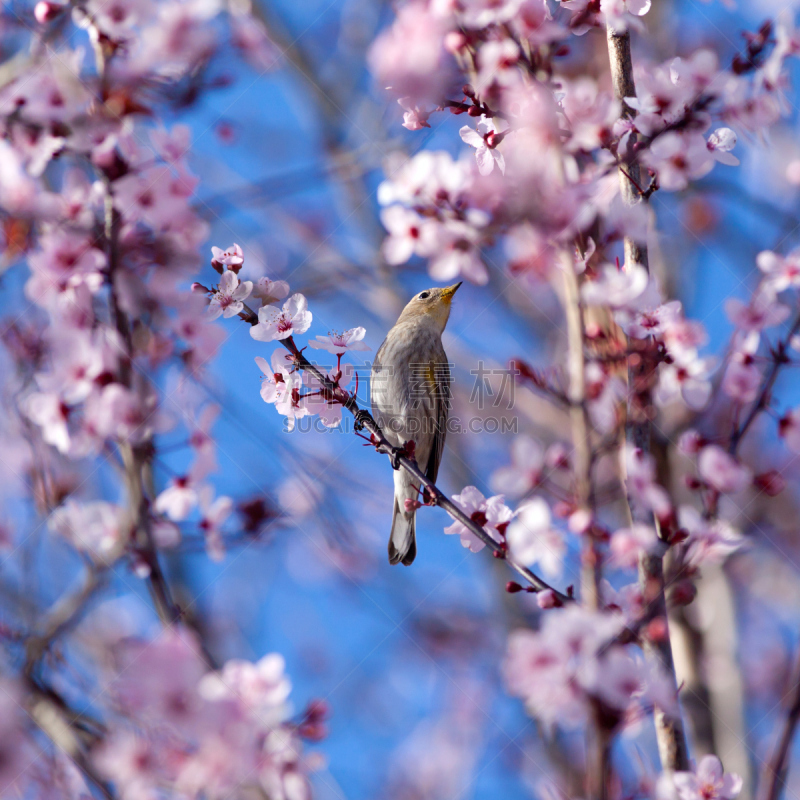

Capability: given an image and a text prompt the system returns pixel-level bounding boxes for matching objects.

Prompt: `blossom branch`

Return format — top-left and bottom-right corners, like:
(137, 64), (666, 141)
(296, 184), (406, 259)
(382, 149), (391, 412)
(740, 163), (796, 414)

(238, 305), (570, 601)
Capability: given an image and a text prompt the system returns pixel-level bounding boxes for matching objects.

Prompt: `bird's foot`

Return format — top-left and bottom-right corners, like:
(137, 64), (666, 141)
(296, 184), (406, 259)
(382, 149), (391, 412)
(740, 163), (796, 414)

(390, 446), (403, 470)
(353, 408), (371, 432)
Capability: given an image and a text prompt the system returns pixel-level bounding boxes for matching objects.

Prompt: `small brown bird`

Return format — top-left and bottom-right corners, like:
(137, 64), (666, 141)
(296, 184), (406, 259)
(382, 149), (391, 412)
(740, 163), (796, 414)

(370, 283), (461, 565)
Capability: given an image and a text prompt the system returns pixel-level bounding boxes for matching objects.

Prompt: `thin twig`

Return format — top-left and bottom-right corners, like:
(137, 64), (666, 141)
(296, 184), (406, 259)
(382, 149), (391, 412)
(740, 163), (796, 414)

(757, 641), (800, 800)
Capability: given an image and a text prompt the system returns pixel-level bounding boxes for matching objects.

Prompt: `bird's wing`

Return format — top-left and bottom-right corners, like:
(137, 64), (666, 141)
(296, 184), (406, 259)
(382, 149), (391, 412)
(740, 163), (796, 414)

(425, 351), (450, 484)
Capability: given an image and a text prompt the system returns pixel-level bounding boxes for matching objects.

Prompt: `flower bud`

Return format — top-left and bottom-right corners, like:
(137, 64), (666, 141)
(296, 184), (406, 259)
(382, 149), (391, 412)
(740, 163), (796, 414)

(34, 0), (65, 23)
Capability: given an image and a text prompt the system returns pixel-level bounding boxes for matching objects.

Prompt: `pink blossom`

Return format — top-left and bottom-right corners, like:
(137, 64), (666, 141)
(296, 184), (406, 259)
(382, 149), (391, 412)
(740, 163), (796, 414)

(49, 500), (126, 561)
(211, 242), (244, 270)
(419, 218), (489, 285)
(474, 39), (521, 94)
(561, 78), (620, 152)
(23, 391), (71, 453)
(84, 0), (154, 39)
(0, 141), (38, 213)
(722, 333), (762, 404)
(779, 408), (800, 453)
(581, 263), (648, 310)
(208, 270), (253, 319)
(151, 124), (192, 163)
(380, 206), (425, 265)
(503, 606), (636, 728)
(460, 116), (506, 176)
(113, 166), (193, 231)
(621, 299), (682, 340)
(300, 363), (355, 428)
(624, 445), (672, 519)
(112, 627), (207, 733)
(662, 755), (743, 800)
(642, 132), (713, 191)
(679, 506), (743, 566)
(252, 276), (290, 306)
(697, 445), (753, 494)
(255, 352), (310, 431)
(86, 383), (158, 444)
(367, 3), (452, 105)
(706, 128), (739, 166)
(308, 327), (370, 355)
(444, 486), (513, 552)
(586, 362), (626, 434)
(251, 294), (313, 342)
(155, 476), (199, 520)
(26, 230), (106, 305)
(756, 249), (800, 292)
(600, 0), (651, 34)
(491, 435), (545, 497)
(398, 97), (431, 130)
(725, 289), (790, 331)
(199, 653), (291, 722)
(198, 486), (232, 562)
(610, 524), (658, 569)
(504, 224), (558, 282)
(505, 498), (565, 579)
(656, 355), (713, 411)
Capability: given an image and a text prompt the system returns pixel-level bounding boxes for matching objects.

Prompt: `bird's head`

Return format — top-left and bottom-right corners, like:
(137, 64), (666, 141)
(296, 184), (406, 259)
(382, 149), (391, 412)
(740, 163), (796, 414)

(397, 282), (462, 333)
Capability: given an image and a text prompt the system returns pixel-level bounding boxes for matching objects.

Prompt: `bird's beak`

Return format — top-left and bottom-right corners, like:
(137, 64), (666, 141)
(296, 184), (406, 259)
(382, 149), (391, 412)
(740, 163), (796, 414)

(440, 282), (462, 301)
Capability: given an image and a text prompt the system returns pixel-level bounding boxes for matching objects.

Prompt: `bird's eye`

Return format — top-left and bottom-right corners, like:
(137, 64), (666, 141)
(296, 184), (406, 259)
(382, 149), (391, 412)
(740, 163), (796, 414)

(419, 291), (430, 299)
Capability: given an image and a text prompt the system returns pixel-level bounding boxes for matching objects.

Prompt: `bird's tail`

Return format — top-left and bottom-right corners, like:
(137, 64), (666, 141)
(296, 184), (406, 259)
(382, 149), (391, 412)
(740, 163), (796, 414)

(388, 496), (416, 566)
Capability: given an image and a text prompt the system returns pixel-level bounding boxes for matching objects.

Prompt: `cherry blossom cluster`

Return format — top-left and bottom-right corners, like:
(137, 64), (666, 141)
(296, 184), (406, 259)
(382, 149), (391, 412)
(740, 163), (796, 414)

(0, 4), (325, 798)
(371, 2), (800, 292)
(199, 244), (370, 431)
(92, 629), (320, 800)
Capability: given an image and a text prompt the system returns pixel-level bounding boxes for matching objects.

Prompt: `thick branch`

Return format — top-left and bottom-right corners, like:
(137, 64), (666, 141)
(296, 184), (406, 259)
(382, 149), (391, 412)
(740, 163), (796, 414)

(606, 26), (690, 773)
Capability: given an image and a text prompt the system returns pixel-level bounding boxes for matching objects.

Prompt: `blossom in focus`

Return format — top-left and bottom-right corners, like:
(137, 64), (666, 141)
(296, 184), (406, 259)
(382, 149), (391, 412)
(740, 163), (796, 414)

(207, 270), (253, 319)
(444, 486), (513, 552)
(302, 364), (356, 428)
(659, 755), (743, 800)
(251, 276), (290, 306)
(706, 128), (739, 166)
(308, 327), (370, 355)
(505, 497), (565, 579)
(211, 243), (244, 270)
(398, 97), (431, 130)
(460, 116), (506, 176)
(250, 294), (312, 342)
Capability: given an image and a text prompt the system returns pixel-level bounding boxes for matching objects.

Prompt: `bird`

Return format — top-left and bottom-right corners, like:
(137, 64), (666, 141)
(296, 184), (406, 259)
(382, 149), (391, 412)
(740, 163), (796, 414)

(371, 282), (461, 565)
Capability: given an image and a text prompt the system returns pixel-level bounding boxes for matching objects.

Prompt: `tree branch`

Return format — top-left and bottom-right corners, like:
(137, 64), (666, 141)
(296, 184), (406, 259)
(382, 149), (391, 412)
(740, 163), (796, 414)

(606, 27), (690, 774)
(239, 305), (570, 602)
